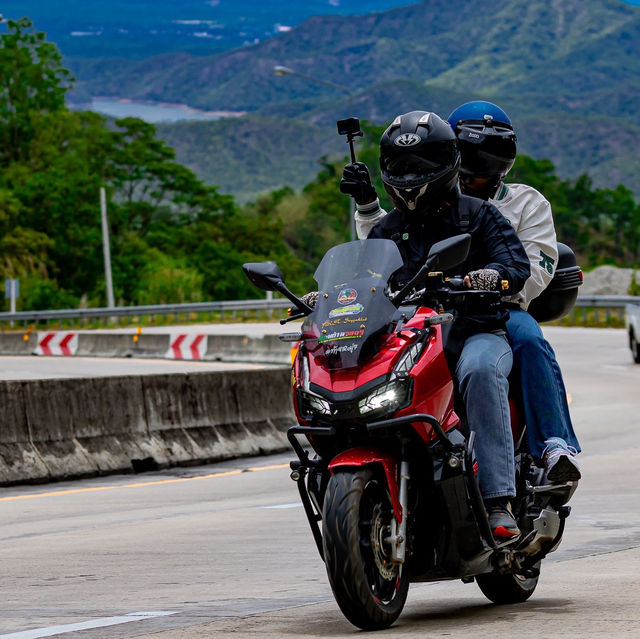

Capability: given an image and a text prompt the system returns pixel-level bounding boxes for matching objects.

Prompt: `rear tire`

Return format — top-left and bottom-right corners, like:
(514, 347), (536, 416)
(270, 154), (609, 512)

(322, 468), (409, 630)
(476, 562), (540, 604)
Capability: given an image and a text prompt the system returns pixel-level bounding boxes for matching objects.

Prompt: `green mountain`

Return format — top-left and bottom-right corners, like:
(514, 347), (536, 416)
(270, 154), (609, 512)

(70, 0), (640, 199)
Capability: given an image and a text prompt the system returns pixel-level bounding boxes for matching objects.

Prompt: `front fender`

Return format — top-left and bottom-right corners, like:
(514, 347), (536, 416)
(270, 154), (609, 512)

(329, 447), (403, 522)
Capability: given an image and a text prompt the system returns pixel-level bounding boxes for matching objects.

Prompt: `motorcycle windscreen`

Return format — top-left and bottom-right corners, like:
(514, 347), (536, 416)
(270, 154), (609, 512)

(301, 239), (403, 370)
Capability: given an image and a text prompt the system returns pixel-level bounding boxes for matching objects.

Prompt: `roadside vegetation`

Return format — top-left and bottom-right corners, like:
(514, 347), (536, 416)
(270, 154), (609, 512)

(1, 17), (639, 315)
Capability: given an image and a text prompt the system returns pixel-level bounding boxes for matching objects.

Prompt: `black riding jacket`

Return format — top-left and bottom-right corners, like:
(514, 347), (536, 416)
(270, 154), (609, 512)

(368, 191), (530, 295)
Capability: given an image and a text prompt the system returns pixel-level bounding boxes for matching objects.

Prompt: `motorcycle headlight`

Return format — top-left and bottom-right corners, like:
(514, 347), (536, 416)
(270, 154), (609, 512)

(299, 391), (332, 416)
(358, 378), (411, 416)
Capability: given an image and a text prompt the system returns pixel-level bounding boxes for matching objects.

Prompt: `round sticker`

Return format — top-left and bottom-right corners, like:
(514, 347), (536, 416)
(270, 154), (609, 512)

(337, 288), (358, 305)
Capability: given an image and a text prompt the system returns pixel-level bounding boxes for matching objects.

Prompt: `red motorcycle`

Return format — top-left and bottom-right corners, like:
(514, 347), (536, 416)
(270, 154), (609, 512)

(243, 234), (581, 630)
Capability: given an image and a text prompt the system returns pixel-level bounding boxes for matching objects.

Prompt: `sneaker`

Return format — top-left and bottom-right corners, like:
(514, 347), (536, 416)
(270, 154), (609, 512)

(486, 500), (520, 540)
(542, 438), (581, 484)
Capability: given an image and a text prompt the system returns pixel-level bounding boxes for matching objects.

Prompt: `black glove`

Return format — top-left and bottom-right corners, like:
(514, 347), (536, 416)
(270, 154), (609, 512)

(465, 269), (500, 291)
(340, 162), (377, 205)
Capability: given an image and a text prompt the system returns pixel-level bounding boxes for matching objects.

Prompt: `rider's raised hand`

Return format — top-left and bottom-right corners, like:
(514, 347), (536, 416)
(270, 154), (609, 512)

(340, 162), (377, 205)
(464, 269), (500, 290)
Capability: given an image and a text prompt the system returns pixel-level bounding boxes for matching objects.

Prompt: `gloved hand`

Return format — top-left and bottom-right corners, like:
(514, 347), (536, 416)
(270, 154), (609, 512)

(464, 269), (500, 291)
(300, 291), (319, 308)
(340, 162), (377, 205)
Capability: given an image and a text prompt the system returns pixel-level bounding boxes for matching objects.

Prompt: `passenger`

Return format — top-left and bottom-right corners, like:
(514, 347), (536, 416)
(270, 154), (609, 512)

(341, 110), (530, 538)
(448, 101), (581, 485)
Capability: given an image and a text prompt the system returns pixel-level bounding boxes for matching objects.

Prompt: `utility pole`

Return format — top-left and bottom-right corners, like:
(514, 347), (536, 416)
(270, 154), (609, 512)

(100, 187), (115, 308)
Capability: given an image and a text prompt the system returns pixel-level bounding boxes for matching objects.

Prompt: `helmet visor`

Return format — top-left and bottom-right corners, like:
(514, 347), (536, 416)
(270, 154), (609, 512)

(456, 123), (516, 178)
(381, 153), (450, 188)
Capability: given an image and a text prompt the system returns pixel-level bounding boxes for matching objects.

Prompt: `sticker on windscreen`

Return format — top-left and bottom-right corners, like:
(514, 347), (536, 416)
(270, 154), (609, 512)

(322, 315), (367, 329)
(337, 288), (358, 305)
(329, 303), (364, 318)
(325, 343), (359, 356)
(319, 329), (365, 344)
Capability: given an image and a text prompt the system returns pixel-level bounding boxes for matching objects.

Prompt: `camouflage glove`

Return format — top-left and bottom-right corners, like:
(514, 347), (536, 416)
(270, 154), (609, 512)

(301, 291), (319, 308)
(340, 162), (377, 205)
(465, 269), (500, 291)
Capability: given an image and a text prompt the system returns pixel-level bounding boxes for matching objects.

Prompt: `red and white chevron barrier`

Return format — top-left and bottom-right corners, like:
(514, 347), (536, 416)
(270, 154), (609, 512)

(166, 334), (208, 360)
(34, 332), (78, 356)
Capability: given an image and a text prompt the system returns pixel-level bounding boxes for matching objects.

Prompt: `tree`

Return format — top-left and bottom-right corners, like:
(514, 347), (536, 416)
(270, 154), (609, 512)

(0, 17), (73, 164)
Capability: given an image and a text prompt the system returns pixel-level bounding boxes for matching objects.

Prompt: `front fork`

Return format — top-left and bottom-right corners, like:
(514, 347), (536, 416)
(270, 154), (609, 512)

(388, 459), (410, 564)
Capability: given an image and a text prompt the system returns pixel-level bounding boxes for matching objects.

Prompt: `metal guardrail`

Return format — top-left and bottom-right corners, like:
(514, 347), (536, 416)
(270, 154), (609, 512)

(574, 295), (640, 307)
(571, 295), (640, 325)
(0, 298), (292, 328)
(0, 295), (637, 328)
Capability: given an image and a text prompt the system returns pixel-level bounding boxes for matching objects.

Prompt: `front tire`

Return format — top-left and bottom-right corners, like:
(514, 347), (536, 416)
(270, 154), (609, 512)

(322, 468), (409, 630)
(476, 562), (540, 604)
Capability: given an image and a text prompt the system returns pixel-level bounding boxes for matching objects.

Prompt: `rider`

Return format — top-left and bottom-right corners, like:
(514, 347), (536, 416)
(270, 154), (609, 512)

(343, 101), (581, 488)
(342, 110), (531, 538)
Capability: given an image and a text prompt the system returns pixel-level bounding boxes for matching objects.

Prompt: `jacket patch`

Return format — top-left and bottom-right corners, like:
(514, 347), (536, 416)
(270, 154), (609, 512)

(539, 250), (555, 275)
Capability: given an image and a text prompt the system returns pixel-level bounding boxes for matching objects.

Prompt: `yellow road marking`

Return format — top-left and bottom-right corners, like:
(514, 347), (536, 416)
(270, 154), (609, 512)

(0, 463), (290, 502)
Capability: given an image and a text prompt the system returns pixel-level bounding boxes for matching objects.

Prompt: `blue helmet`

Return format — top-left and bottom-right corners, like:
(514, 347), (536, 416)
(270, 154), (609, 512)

(447, 101), (517, 181)
(447, 101), (512, 130)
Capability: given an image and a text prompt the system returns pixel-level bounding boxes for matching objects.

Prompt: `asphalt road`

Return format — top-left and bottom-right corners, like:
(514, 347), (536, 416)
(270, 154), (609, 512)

(0, 327), (638, 638)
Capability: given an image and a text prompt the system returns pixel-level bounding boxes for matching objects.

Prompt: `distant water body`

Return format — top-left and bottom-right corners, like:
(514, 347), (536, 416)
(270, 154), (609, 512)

(71, 98), (244, 123)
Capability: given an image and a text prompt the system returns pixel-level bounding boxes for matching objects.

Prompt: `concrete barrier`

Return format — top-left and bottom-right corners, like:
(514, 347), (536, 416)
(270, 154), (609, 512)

(204, 334), (290, 364)
(0, 368), (295, 486)
(76, 333), (173, 359)
(0, 331), (292, 364)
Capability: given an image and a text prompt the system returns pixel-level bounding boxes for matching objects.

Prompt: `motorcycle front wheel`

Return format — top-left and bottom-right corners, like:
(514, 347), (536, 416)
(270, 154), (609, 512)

(322, 467), (409, 630)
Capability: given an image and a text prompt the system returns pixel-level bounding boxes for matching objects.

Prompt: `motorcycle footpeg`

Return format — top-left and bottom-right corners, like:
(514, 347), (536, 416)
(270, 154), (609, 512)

(530, 481), (576, 494)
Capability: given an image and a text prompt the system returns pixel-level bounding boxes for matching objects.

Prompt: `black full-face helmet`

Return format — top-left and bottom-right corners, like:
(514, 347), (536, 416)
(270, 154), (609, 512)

(447, 101), (517, 185)
(379, 111), (460, 216)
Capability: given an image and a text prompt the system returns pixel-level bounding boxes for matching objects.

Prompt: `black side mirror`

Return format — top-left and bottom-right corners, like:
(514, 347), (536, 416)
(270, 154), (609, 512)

(426, 233), (472, 272)
(242, 262), (285, 292)
(242, 261), (314, 317)
(392, 233), (472, 307)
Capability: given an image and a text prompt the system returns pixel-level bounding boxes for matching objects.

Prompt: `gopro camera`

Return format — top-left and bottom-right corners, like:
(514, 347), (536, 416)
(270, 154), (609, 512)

(337, 117), (361, 137)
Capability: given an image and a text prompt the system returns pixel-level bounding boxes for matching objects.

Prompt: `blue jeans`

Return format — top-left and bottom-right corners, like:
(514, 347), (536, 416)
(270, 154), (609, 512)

(506, 309), (581, 461)
(455, 332), (515, 499)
